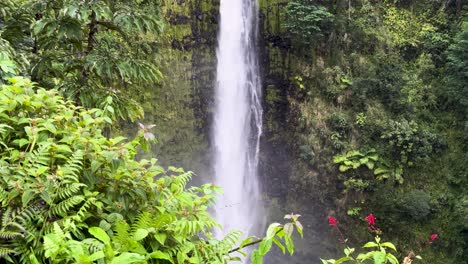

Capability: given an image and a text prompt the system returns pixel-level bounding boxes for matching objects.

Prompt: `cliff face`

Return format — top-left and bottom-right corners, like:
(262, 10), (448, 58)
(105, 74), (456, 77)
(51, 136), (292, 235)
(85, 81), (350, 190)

(144, 0), (467, 262)
(131, 0), (218, 179)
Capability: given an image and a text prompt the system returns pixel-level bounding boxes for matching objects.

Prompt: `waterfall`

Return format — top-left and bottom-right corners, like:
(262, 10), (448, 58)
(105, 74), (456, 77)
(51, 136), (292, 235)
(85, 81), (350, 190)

(213, 0), (264, 240)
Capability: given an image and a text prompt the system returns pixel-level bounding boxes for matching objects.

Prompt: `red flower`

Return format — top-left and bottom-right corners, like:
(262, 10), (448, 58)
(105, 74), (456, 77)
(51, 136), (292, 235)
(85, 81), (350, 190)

(430, 233), (438, 241)
(328, 216), (338, 226)
(365, 214), (376, 226)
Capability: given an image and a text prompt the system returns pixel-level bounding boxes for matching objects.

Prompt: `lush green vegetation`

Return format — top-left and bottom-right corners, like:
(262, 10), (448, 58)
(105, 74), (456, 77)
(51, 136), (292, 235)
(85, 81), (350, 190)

(0, 77), (302, 263)
(0, 1), (304, 263)
(260, 0), (467, 262)
(1, 0), (467, 263)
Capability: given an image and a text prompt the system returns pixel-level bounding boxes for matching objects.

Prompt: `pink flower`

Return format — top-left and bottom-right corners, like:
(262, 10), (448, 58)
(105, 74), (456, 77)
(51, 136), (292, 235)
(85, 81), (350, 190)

(430, 233), (438, 241)
(328, 216), (338, 226)
(365, 214), (376, 226)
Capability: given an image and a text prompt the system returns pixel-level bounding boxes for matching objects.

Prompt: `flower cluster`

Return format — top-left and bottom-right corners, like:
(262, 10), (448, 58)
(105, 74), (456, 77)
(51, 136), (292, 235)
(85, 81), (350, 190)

(327, 216), (345, 243)
(365, 213), (381, 235)
(325, 213), (439, 263)
(328, 216), (338, 226)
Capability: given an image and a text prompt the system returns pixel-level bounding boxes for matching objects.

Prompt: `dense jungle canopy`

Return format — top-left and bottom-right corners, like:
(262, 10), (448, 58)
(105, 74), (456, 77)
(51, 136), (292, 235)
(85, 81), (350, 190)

(0, 0), (467, 263)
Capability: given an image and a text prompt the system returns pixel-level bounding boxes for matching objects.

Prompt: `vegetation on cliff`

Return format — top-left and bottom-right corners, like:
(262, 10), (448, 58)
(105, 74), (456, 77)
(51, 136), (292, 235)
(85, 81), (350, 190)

(1, 0), (467, 263)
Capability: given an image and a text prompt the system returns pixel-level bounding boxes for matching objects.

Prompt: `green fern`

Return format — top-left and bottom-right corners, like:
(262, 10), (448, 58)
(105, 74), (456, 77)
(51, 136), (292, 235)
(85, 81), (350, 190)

(49, 195), (85, 217)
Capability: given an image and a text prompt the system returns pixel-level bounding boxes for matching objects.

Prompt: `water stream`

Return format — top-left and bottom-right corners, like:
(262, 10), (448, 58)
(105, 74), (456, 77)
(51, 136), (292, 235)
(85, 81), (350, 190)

(213, 0), (264, 240)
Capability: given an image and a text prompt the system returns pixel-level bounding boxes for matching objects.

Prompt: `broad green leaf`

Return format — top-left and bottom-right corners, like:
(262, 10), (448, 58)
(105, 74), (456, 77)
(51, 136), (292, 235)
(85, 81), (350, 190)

(344, 247), (354, 256)
(150, 251), (174, 263)
(154, 232), (167, 245)
(251, 250), (262, 264)
(386, 253), (399, 264)
(339, 165), (350, 172)
(89, 251), (105, 261)
(295, 221), (303, 237)
(363, 242), (379, 248)
(21, 189), (36, 206)
(89, 227), (110, 244)
(272, 237), (285, 254)
(177, 251), (185, 264)
(335, 256), (353, 264)
(110, 253), (145, 264)
(258, 239), (273, 256)
(266, 223), (281, 239)
(380, 242), (396, 251)
(373, 251), (386, 264)
(284, 223), (294, 236)
(133, 229), (149, 241)
(285, 235), (294, 255)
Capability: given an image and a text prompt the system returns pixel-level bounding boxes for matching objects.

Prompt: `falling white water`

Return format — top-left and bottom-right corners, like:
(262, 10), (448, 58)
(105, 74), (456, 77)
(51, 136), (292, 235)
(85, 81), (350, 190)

(213, 0), (264, 239)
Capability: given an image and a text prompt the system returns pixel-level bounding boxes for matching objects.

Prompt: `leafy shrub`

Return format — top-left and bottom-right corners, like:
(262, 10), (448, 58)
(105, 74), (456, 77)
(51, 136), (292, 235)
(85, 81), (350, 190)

(299, 144), (315, 165)
(327, 112), (350, 135)
(0, 78), (301, 263)
(401, 190), (432, 221)
(444, 21), (468, 115)
(283, 0), (333, 45)
(380, 119), (444, 165)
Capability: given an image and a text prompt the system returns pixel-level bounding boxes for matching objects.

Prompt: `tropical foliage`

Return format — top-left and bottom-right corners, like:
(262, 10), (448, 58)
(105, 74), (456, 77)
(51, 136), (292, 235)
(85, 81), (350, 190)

(0, 0), (163, 120)
(0, 77), (301, 263)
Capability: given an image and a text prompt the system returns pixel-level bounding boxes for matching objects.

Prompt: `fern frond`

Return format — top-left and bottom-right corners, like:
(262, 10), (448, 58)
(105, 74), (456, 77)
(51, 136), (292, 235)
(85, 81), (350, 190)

(60, 150), (83, 179)
(1, 207), (12, 228)
(49, 195), (84, 217)
(217, 230), (242, 252)
(55, 183), (85, 200)
(131, 212), (152, 233)
(113, 220), (130, 246)
(73, 196), (98, 222)
(0, 231), (23, 240)
(0, 247), (16, 257)
(170, 219), (218, 237)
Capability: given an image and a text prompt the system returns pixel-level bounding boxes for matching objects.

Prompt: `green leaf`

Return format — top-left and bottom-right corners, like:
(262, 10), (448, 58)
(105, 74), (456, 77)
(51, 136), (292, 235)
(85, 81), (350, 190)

(89, 251), (105, 261)
(284, 223), (294, 236)
(239, 236), (255, 248)
(295, 221), (303, 237)
(35, 166), (48, 176)
(21, 190), (36, 206)
(374, 167), (389, 175)
(258, 239), (273, 256)
(285, 235), (294, 255)
(344, 247), (354, 256)
(362, 242), (378, 248)
(373, 251), (386, 264)
(272, 237), (285, 254)
(386, 253), (399, 264)
(110, 253), (145, 264)
(333, 155), (347, 163)
(266, 223), (281, 239)
(154, 232), (167, 245)
(380, 242), (397, 251)
(335, 256), (353, 264)
(177, 251), (185, 264)
(133, 229), (148, 241)
(251, 250), (262, 264)
(339, 165), (351, 172)
(150, 251), (174, 263)
(43, 122), (56, 134)
(89, 227), (110, 244)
